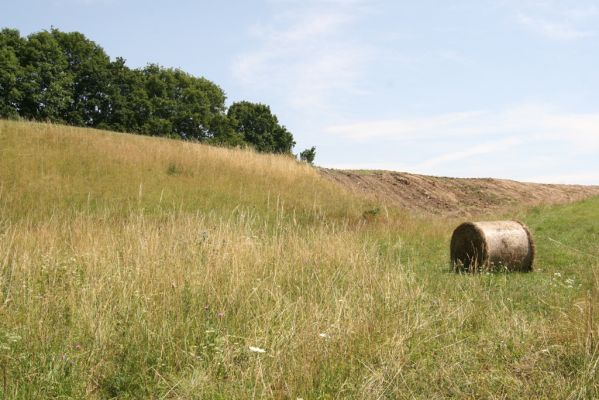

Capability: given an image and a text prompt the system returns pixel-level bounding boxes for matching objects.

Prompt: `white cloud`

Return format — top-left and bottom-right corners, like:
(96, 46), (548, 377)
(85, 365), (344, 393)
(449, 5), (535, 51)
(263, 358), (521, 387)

(516, 13), (593, 39)
(232, 2), (372, 111)
(322, 137), (524, 176)
(323, 104), (599, 183)
(506, 0), (598, 40)
(520, 172), (599, 185)
(325, 105), (599, 151)
(325, 111), (487, 140)
(414, 137), (523, 170)
(564, 5), (599, 19)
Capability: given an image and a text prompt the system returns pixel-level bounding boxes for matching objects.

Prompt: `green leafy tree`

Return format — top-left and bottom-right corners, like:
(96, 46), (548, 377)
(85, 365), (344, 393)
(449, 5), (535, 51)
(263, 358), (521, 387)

(141, 65), (227, 139)
(18, 30), (72, 121)
(50, 29), (111, 126)
(227, 101), (295, 153)
(103, 59), (151, 133)
(207, 113), (245, 147)
(299, 146), (316, 164)
(0, 29), (24, 118)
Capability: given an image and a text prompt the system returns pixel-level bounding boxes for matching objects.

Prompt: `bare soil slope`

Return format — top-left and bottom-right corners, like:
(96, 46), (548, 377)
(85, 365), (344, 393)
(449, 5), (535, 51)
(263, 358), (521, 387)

(320, 168), (599, 216)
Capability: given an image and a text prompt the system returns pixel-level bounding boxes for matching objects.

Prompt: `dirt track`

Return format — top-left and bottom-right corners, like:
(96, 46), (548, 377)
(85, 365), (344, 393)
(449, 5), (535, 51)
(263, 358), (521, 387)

(320, 169), (599, 216)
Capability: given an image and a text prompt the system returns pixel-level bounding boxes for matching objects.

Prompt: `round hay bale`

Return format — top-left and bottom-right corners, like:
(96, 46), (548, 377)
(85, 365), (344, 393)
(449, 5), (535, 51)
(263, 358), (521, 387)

(450, 221), (534, 272)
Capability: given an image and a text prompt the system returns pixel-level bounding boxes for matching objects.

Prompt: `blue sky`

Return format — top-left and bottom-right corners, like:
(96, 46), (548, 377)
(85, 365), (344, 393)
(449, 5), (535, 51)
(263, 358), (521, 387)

(3, 0), (599, 183)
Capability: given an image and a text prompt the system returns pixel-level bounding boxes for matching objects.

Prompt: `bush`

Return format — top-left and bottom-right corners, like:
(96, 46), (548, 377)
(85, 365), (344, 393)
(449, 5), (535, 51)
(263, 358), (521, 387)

(299, 146), (316, 164)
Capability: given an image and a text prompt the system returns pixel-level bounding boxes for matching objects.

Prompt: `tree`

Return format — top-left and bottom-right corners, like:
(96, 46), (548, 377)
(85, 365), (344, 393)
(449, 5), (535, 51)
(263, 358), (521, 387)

(18, 30), (72, 121)
(299, 146), (316, 164)
(50, 29), (111, 127)
(103, 58), (150, 133)
(207, 113), (244, 147)
(0, 29), (24, 118)
(140, 64), (227, 139)
(227, 101), (295, 153)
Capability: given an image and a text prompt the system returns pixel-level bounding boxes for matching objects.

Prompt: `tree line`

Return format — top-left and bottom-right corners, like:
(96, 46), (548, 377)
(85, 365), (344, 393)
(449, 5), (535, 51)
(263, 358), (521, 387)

(0, 28), (312, 157)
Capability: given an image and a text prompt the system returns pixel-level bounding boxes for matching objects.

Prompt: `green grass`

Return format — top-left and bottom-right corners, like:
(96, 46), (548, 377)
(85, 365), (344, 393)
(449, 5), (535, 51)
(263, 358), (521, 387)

(0, 120), (597, 398)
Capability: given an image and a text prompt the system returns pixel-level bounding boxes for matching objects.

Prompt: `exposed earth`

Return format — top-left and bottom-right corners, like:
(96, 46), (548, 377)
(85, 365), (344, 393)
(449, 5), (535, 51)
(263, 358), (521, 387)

(320, 168), (599, 216)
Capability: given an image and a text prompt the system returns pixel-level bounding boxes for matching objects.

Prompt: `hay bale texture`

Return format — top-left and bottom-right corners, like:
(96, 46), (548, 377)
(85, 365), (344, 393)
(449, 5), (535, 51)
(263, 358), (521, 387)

(450, 221), (534, 272)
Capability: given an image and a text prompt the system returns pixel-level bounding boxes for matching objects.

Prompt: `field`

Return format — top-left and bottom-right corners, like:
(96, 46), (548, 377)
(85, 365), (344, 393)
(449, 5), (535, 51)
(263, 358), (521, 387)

(0, 119), (598, 399)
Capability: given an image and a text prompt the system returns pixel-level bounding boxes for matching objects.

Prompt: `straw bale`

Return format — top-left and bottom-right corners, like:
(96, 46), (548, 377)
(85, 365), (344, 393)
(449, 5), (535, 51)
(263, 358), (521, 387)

(450, 221), (534, 272)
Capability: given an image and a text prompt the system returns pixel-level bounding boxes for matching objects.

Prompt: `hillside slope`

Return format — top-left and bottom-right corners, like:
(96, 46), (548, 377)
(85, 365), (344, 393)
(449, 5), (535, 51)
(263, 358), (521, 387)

(0, 120), (363, 222)
(321, 168), (599, 216)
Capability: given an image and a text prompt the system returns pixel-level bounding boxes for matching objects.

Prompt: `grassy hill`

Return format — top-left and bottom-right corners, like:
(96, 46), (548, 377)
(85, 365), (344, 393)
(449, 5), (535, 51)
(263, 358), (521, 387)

(0, 120), (598, 398)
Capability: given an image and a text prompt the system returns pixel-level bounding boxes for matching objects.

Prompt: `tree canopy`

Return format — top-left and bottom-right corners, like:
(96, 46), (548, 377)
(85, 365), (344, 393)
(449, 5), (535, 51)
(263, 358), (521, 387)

(0, 27), (302, 156)
(227, 101), (295, 154)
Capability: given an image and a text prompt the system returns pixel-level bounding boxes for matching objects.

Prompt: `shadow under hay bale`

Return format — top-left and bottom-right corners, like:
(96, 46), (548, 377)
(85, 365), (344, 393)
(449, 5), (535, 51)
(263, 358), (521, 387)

(450, 221), (535, 272)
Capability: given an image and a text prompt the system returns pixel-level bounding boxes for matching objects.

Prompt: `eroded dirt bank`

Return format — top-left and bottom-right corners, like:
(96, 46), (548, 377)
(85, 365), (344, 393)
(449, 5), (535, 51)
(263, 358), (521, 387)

(320, 169), (599, 216)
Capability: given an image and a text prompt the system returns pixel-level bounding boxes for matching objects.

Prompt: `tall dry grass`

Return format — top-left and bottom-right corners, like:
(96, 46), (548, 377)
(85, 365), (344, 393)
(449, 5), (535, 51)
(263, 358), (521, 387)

(0, 120), (597, 398)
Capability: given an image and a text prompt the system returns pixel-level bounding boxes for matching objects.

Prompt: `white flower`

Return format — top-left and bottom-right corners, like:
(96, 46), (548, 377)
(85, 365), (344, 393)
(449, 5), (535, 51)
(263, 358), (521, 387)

(319, 333), (330, 338)
(249, 346), (266, 353)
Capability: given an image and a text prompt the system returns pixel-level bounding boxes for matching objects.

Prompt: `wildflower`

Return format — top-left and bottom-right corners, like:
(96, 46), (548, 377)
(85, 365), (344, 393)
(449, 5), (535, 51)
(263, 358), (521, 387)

(249, 346), (266, 353)
(217, 311), (225, 318)
(319, 333), (330, 339)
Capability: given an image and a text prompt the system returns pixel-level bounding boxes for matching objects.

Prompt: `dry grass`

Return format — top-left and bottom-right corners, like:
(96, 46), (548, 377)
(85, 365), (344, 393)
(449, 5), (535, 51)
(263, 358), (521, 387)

(0, 120), (598, 398)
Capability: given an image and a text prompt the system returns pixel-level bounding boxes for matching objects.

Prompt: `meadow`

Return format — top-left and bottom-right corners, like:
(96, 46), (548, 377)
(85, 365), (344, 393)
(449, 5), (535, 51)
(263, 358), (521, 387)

(0, 120), (597, 398)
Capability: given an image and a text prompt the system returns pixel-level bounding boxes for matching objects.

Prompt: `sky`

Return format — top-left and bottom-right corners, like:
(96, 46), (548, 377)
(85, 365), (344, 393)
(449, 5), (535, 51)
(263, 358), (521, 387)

(3, 0), (599, 183)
